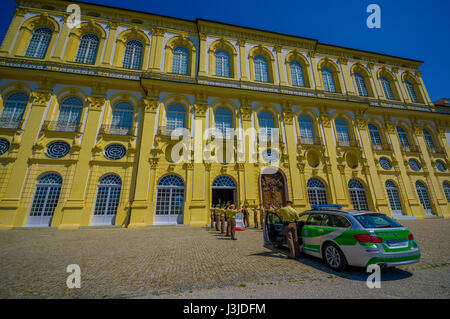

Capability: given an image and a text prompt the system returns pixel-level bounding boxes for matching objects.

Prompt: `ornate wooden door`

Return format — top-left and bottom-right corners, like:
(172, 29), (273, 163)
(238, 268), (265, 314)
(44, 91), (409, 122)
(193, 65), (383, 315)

(260, 171), (286, 208)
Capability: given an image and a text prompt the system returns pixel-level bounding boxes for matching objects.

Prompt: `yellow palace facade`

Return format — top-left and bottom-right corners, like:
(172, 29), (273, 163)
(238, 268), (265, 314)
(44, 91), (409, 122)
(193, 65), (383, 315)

(0, 0), (449, 229)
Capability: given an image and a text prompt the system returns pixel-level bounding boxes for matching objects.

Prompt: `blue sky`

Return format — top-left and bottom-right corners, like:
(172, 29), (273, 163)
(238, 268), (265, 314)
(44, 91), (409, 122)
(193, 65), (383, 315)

(0, 0), (449, 101)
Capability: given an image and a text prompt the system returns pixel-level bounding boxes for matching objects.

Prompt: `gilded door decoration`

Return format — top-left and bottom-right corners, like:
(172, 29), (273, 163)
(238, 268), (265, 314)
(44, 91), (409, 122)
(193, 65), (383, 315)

(260, 171), (286, 208)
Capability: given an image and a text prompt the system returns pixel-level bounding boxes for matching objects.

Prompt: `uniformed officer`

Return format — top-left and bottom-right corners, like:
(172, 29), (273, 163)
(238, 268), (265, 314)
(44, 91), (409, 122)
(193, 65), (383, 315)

(210, 205), (215, 229)
(220, 203), (227, 234)
(225, 202), (231, 237)
(276, 201), (301, 259)
(251, 205), (258, 228)
(228, 204), (239, 240)
(242, 204), (249, 228)
(259, 204), (265, 230)
(215, 204), (221, 231)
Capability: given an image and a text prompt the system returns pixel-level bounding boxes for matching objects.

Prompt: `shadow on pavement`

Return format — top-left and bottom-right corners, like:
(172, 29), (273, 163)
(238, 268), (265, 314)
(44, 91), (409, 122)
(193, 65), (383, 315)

(253, 244), (413, 282)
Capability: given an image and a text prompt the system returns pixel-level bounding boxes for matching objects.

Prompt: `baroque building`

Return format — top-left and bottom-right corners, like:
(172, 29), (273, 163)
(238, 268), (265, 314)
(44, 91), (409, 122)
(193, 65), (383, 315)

(0, 0), (449, 229)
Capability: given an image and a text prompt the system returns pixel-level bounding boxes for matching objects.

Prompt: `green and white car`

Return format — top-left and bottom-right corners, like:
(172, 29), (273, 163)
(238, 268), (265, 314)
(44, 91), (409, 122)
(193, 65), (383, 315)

(263, 204), (420, 271)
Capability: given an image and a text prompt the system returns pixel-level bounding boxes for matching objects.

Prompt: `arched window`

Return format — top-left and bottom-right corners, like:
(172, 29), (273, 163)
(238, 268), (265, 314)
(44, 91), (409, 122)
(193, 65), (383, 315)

(385, 180), (403, 216)
(212, 176), (236, 188)
(379, 157), (392, 170)
(322, 68), (336, 93)
(368, 124), (383, 147)
(172, 46), (189, 75)
(25, 27), (52, 58)
(381, 76), (394, 100)
(215, 50), (231, 77)
(405, 80), (418, 103)
(298, 115), (315, 144)
(290, 61), (305, 87)
(122, 39), (143, 70)
(348, 179), (370, 211)
(27, 173), (62, 227)
(307, 178), (328, 205)
(56, 97), (83, 131)
(335, 118), (351, 146)
(254, 56), (269, 82)
(423, 129), (435, 149)
(110, 102), (134, 135)
(354, 72), (368, 97)
(166, 104), (186, 135)
(155, 175), (185, 224)
(0, 92), (28, 128)
(443, 181), (450, 202)
(396, 126), (410, 146)
(215, 108), (233, 139)
(258, 111), (275, 140)
(75, 33), (99, 64)
(92, 174), (122, 225)
(416, 181), (434, 216)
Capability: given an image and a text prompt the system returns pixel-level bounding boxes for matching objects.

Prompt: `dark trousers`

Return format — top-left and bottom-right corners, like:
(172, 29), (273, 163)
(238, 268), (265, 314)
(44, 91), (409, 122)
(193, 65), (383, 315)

(230, 218), (236, 240)
(244, 214), (249, 228)
(220, 216), (225, 233)
(215, 214), (220, 231)
(226, 217), (231, 236)
(254, 212), (259, 228)
(284, 223), (301, 258)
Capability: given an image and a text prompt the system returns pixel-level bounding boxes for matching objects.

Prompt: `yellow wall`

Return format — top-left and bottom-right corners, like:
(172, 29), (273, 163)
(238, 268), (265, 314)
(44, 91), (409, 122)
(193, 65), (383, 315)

(0, 0), (448, 229)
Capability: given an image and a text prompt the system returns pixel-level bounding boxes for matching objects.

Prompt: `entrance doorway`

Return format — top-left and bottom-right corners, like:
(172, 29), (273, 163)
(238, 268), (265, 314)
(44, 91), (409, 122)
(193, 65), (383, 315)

(211, 176), (237, 206)
(259, 167), (288, 209)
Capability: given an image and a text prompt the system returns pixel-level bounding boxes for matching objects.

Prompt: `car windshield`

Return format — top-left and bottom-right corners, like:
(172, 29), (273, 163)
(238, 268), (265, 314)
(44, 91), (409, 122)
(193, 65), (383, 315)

(354, 214), (402, 228)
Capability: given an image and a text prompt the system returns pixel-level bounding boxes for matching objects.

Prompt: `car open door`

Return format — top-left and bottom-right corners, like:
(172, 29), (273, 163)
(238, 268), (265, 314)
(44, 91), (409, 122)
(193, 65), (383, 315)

(263, 211), (285, 246)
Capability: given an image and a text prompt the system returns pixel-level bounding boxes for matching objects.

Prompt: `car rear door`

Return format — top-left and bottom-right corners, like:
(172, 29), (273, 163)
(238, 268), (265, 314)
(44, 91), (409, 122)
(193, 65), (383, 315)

(301, 213), (325, 254)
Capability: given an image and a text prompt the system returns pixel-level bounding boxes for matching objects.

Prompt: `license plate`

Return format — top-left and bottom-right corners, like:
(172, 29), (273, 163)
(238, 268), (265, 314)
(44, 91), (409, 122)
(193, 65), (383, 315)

(386, 239), (407, 247)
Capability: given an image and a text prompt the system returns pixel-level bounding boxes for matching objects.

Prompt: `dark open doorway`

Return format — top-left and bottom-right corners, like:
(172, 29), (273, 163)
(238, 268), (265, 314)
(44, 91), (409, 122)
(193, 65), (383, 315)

(212, 188), (236, 206)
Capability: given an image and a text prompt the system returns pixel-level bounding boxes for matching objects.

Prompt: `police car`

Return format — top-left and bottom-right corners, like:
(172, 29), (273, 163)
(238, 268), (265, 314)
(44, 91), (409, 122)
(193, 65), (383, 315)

(263, 204), (420, 271)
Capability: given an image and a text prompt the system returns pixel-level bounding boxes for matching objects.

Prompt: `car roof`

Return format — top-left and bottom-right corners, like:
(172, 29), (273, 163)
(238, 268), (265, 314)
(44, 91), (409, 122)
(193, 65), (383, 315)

(301, 209), (382, 216)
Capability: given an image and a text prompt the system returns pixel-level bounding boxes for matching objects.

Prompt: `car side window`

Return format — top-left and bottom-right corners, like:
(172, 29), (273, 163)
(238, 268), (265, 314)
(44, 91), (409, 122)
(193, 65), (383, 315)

(333, 215), (351, 228)
(306, 213), (324, 226)
(298, 214), (309, 223)
(321, 214), (333, 226)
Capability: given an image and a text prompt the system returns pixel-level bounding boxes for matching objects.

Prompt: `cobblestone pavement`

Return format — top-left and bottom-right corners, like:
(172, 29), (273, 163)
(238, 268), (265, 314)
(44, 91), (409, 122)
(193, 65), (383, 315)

(0, 219), (449, 298)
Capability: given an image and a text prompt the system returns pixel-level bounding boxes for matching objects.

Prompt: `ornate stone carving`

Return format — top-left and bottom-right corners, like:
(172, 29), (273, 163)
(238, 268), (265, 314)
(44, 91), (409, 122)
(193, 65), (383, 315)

(149, 157), (159, 169)
(239, 107), (252, 121)
(31, 91), (52, 106)
(320, 113), (331, 128)
(385, 121), (396, 134)
(86, 96), (105, 111)
(194, 103), (208, 117)
(282, 112), (294, 125)
(142, 98), (159, 113)
(356, 117), (367, 130)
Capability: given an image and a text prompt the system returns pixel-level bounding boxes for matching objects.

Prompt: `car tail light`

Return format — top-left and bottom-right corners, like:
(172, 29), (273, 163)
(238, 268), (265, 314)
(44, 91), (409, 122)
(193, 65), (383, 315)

(355, 234), (383, 243)
(408, 233), (414, 241)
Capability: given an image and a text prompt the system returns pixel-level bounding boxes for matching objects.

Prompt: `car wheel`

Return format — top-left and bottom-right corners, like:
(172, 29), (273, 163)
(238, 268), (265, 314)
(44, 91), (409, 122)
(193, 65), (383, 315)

(322, 242), (348, 272)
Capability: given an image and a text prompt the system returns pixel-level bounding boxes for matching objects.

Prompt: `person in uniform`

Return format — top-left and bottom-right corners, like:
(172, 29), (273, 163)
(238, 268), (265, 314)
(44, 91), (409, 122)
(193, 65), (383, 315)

(220, 203), (226, 234)
(228, 204), (239, 240)
(251, 205), (258, 228)
(276, 201), (301, 259)
(214, 204), (220, 231)
(259, 204), (265, 230)
(242, 204), (249, 228)
(210, 205), (215, 229)
(225, 202), (231, 237)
